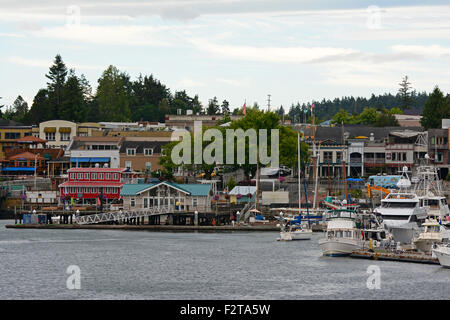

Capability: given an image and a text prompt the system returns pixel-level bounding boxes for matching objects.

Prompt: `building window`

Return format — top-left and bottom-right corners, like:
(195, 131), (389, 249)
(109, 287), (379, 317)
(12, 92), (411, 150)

(99, 173), (104, 180)
(113, 173), (118, 180)
(77, 173), (82, 179)
(84, 187), (89, 193)
(145, 162), (152, 171)
(84, 173), (89, 180)
(60, 132), (70, 141)
(5, 132), (21, 140)
(70, 173), (75, 180)
(45, 132), (56, 141)
(193, 198), (198, 207)
(144, 148), (153, 156)
(436, 152), (444, 163)
(125, 161), (132, 170)
(106, 173), (111, 180)
(127, 148), (136, 156)
(131, 198), (135, 207)
(91, 173), (97, 180)
(144, 198), (148, 208)
(402, 153), (407, 162)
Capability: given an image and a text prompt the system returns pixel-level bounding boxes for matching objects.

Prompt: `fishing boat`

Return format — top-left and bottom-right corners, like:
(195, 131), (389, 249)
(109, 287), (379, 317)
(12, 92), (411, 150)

(319, 209), (362, 256)
(432, 244), (450, 268)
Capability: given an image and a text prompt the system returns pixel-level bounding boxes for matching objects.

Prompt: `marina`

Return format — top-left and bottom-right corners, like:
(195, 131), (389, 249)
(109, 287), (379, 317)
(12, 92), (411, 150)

(0, 219), (449, 300)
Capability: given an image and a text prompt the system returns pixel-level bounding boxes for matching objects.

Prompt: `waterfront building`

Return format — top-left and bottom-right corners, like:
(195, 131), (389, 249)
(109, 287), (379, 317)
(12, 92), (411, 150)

(0, 119), (32, 160)
(164, 113), (243, 131)
(59, 167), (135, 205)
(121, 181), (212, 212)
(66, 136), (123, 168)
(119, 138), (169, 173)
(37, 120), (78, 149)
(428, 128), (450, 179)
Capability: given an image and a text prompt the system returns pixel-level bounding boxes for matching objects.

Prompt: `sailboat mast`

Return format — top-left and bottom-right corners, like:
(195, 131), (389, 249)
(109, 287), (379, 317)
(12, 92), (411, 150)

(342, 122), (348, 203)
(298, 132), (301, 217)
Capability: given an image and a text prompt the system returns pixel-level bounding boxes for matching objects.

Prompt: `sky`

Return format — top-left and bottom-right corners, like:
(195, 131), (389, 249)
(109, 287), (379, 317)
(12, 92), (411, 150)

(1, 0), (450, 112)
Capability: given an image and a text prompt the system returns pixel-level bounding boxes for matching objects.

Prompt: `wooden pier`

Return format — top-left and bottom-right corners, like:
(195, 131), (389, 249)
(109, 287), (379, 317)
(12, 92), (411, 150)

(5, 223), (279, 232)
(351, 249), (440, 265)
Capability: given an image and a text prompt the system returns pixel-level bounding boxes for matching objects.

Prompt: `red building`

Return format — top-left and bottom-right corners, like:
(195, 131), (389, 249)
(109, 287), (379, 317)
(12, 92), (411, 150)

(59, 167), (135, 205)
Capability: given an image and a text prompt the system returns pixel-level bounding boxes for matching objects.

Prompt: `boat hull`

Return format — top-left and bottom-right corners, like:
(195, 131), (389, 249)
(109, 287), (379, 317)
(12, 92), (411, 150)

(319, 238), (360, 256)
(432, 247), (450, 268)
(413, 238), (441, 253)
(279, 230), (312, 241)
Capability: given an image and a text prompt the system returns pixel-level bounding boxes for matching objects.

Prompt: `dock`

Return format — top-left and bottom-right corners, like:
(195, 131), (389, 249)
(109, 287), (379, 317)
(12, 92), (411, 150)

(351, 249), (440, 265)
(5, 223), (280, 232)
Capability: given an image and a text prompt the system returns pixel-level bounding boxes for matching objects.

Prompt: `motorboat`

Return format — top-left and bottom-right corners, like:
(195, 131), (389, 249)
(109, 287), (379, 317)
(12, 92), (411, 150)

(413, 219), (448, 253)
(277, 212), (312, 241)
(319, 209), (362, 256)
(373, 167), (427, 244)
(432, 244), (450, 268)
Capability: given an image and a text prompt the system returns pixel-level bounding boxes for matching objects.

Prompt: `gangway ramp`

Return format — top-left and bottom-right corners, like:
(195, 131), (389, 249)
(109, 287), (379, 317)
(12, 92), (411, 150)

(75, 205), (173, 225)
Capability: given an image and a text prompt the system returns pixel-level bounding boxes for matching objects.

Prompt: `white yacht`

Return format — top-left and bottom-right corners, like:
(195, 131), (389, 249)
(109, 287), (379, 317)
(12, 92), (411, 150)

(432, 244), (450, 268)
(414, 164), (450, 220)
(373, 167), (427, 244)
(413, 219), (449, 253)
(277, 212), (313, 241)
(319, 209), (362, 256)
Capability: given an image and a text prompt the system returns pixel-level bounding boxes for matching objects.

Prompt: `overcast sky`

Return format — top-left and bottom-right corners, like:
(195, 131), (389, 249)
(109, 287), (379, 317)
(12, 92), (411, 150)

(1, 0), (450, 111)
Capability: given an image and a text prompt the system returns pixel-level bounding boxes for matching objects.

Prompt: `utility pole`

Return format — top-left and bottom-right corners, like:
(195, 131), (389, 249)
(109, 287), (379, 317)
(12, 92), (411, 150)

(267, 94), (271, 112)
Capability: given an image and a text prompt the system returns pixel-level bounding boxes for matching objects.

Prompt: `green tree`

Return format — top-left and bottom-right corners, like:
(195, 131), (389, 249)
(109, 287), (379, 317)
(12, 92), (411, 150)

(374, 109), (399, 127)
(96, 65), (131, 121)
(26, 89), (52, 124)
(207, 96), (220, 115)
(398, 76), (414, 110)
(59, 70), (88, 122)
(357, 107), (378, 125)
(421, 86), (450, 130)
(221, 100), (230, 115)
(46, 54), (68, 116)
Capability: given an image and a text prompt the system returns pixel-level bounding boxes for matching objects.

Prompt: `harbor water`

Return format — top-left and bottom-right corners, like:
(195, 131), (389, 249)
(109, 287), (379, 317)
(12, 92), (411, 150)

(0, 220), (449, 300)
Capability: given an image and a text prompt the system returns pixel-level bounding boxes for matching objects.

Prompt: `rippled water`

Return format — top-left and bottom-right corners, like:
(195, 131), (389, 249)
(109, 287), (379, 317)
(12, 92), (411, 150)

(0, 220), (449, 300)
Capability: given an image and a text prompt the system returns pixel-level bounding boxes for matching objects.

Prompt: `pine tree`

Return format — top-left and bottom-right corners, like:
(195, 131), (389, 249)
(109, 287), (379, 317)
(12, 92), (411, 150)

(207, 96), (219, 115)
(46, 54), (68, 117)
(398, 76), (414, 110)
(96, 65), (131, 122)
(59, 70), (87, 122)
(421, 86), (450, 129)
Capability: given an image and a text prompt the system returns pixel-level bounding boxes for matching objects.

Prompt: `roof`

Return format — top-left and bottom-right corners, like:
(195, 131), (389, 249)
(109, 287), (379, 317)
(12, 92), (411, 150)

(68, 168), (126, 173)
(229, 186), (257, 195)
(9, 152), (45, 161)
(119, 140), (169, 154)
(59, 182), (123, 188)
(120, 182), (212, 197)
(15, 136), (47, 143)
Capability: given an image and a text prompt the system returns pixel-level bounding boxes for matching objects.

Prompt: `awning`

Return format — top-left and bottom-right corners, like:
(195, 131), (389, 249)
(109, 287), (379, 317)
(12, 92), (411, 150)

(70, 157), (90, 163)
(59, 127), (72, 133)
(90, 157), (110, 162)
(2, 167), (36, 171)
(70, 157), (110, 163)
(44, 127), (56, 133)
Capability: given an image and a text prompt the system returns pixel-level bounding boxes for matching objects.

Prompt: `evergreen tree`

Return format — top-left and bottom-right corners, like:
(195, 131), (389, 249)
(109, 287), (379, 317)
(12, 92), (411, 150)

(59, 70), (87, 122)
(26, 89), (52, 124)
(96, 65), (131, 122)
(398, 75), (414, 110)
(207, 96), (220, 115)
(221, 100), (230, 114)
(46, 54), (68, 116)
(421, 86), (450, 129)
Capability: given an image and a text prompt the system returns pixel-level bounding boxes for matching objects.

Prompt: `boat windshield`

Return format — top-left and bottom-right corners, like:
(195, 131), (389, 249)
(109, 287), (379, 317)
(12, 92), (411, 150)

(327, 230), (356, 239)
(381, 202), (416, 208)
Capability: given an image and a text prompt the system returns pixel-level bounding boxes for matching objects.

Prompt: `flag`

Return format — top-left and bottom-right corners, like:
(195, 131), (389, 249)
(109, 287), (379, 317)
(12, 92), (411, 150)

(242, 101), (246, 115)
(311, 103), (315, 112)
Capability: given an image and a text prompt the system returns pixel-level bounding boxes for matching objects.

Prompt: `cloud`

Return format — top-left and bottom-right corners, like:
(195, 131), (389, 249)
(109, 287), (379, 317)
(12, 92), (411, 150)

(188, 38), (359, 63)
(7, 56), (106, 71)
(175, 77), (205, 88)
(216, 77), (250, 86)
(391, 45), (450, 59)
